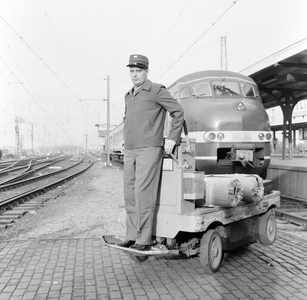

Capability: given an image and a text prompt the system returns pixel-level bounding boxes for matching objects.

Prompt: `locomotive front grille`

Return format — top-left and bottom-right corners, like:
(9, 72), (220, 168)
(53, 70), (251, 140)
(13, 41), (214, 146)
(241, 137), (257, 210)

(232, 132), (252, 141)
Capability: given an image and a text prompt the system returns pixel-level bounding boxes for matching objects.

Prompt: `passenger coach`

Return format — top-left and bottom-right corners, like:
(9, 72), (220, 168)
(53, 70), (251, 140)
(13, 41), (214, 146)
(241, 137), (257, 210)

(107, 123), (124, 163)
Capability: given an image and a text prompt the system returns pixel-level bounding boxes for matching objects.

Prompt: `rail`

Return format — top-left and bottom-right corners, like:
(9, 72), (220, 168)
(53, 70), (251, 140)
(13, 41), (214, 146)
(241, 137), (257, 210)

(276, 195), (307, 229)
(275, 210), (307, 229)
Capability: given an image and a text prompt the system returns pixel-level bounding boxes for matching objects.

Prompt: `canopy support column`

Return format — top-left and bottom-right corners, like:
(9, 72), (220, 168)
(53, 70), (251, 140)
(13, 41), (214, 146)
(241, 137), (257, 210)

(279, 92), (298, 159)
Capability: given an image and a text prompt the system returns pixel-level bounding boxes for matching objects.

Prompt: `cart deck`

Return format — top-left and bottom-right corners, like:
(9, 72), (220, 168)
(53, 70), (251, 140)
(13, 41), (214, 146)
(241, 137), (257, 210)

(153, 190), (280, 238)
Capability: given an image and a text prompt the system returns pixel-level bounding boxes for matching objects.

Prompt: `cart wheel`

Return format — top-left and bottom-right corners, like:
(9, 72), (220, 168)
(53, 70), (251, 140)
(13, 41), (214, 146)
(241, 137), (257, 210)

(128, 254), (148, 263)
(258, 209), (277, 245)
(200, 229), (223, 274)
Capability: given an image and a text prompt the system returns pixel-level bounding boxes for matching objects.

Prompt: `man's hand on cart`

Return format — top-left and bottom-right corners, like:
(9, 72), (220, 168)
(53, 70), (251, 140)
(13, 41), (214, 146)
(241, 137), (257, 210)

(164, 139), (176, 154)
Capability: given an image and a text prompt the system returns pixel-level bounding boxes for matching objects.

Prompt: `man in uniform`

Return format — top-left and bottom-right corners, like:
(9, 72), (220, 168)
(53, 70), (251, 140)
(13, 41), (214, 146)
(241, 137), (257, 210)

(121, 54), (184, 250)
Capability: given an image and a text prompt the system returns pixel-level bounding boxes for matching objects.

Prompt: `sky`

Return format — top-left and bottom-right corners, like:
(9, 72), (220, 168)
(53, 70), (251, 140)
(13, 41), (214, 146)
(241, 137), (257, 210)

(0, 0), (307, 152)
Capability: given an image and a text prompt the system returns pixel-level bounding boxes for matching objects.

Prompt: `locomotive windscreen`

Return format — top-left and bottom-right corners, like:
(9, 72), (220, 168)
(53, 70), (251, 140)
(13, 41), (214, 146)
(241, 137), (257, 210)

(212, 81), (240, 96)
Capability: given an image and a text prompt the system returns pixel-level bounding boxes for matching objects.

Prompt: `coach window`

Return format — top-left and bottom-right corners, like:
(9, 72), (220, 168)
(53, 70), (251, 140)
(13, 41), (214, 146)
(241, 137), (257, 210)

(192, 82), (212, 97)
(241, 83), (256, 97)
(179, 86), (191, 99)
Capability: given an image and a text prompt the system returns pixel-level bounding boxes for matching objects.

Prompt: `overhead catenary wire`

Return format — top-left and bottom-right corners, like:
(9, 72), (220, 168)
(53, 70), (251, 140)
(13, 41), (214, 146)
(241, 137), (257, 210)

(0, 27), (58, 115)
(0, 55), (54, 119)
(156, 0), (239, 82)
(0, 54), (73, 142)
(0, 14), (89, 125)
(0, 35), (91, 149)
(0, 22), (100, 146)
(39, 0), (84, 84)
(151, 0), (191, 61)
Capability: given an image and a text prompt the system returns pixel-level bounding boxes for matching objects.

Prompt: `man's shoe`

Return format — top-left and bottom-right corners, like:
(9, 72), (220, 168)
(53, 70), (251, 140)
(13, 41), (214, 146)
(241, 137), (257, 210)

(118, 240), (135, 248)
(130, 244), (151, 251)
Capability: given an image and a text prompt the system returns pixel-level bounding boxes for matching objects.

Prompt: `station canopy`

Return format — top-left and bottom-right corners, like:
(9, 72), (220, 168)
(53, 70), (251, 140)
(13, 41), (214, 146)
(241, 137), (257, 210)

(240, 38), (307, 159)
(240, 38), (307, 109)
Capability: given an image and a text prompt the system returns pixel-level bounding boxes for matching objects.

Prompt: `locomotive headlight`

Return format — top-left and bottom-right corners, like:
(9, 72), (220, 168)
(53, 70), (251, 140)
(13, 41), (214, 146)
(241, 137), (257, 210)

(237, 102), (246, 110)
(208, 133), (216, 141)
(233, 102), (246, 111)
(258, 133), (265, 140)
(217, 133), (225, 140)
(266, 133), (272, 140)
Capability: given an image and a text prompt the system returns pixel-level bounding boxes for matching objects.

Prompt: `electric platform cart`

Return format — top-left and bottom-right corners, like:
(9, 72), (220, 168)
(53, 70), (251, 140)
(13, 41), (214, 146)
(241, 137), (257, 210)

(103, 137), (280, 274)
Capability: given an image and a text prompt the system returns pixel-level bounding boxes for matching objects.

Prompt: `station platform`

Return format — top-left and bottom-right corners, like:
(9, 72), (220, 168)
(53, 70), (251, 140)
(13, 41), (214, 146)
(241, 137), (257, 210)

(1, 231), (307, 299)
(270, 155), (307, 169)
(268, 156), (307, 199)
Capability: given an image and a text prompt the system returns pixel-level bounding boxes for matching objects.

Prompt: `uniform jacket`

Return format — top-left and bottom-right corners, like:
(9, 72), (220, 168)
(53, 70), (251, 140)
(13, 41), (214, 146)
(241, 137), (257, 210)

(123, 79), (184, 150)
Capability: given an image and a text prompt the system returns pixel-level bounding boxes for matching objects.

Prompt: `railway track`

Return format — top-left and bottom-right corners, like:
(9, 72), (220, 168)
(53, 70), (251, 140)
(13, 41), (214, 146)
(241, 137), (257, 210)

(276, 195), (307, 229)
(0, 155), (94, 230)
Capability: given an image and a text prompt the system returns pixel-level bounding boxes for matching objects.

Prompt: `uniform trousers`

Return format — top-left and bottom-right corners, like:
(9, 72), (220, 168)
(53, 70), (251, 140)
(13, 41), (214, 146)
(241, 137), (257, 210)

(124, 147), (164, 245)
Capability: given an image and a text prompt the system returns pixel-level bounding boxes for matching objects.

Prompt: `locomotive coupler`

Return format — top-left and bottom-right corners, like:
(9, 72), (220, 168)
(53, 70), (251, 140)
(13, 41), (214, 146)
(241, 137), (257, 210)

(230, 144), (255, 168)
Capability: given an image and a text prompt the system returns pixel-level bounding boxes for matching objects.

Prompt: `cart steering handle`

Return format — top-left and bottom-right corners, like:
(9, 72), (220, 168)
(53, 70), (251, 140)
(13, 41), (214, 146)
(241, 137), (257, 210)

(182, 120), (192, 154)
(168, 120), (192, 169)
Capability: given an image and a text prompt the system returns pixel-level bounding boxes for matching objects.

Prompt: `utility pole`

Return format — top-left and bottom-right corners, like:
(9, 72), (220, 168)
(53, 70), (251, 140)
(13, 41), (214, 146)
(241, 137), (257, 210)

(221, 36), (228, 71)
(106, 75), (111, 167)
(15, 116), (23, 157)
(31, 123), (34, 155)
(79, 75), (111, 166)
(85, 132), (88, 153)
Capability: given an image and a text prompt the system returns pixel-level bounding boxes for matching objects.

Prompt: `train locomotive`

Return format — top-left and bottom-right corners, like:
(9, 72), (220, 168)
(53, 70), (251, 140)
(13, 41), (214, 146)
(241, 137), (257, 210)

(109, 70), (272, 179)
(165, 70), (271, 179)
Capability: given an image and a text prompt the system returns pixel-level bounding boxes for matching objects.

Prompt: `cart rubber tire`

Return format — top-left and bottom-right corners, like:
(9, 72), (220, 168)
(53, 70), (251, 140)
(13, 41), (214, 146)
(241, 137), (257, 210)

(258, 209), (277, 245)
(128, 254), (148, 263)
(200, 229), (223, 274)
